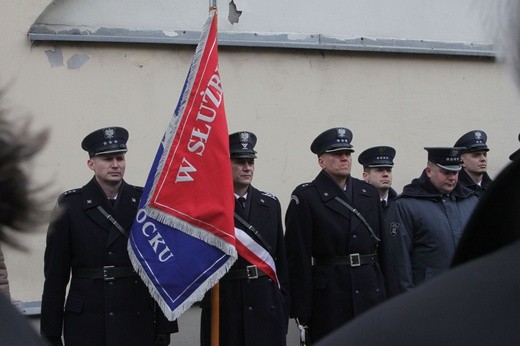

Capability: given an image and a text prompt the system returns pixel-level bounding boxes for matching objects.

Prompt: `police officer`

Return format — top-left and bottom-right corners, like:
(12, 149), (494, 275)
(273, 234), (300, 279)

(200, 131), (289, 346)
(386, 147), (478, 293)
(285, 127), (392, 343)
(358, 146), (398, 216)
(41, 127), (178, 346)
(454, 130), (492, 198)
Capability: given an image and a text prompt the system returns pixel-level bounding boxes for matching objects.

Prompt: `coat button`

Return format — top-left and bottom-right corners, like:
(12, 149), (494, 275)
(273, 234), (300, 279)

(352, 234), (357, 239)
(248, 306), (253, 311)
(108, 251), (114, 256)
(355, 290), (360, 294)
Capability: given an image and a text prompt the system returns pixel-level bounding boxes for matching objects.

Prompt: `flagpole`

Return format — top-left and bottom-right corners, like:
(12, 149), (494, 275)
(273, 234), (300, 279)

(210, 282), (220, 346)
(208, 3), (220, 345)
(208, 4), (220, 345)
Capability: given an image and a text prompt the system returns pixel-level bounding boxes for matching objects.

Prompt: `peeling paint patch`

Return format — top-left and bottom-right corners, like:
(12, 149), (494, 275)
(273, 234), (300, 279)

(163, 31), (180, 37)
(228, 1), (242, 25)
(287, 34), (315, 41)
(67, 54), (89, 69)
(45, 46), (64, 68)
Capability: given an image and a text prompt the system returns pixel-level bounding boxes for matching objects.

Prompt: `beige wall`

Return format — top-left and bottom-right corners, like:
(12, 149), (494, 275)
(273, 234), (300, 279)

(3, 0), (520, 302)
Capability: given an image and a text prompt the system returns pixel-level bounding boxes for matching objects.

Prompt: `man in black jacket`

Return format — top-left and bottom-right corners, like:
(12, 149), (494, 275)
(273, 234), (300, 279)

(357, 146), (398, 218)
(41, 127), (178, 346)
(285, 127), (392, 343)
(385, 147), (478, 293)
(200, 131), (289, 346)
(454, 130), (492, 198)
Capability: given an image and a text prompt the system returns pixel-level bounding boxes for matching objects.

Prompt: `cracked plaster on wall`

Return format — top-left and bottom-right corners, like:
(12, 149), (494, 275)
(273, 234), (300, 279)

(45, 46), (64, 67)
(44, 46), (89, 69)
(228, 0), (242, 25)
(67, 54), (89, 69)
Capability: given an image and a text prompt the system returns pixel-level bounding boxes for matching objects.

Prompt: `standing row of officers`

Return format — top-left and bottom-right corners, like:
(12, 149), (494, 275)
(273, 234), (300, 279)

(40, 125), (495, 345)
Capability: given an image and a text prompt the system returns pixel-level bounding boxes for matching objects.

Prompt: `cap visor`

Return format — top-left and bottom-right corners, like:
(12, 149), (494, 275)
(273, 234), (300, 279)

(367, 164), (394, 168)
(436, 163), (461, 172)
(467, 146), (489, 152)
(230, 153), (257, 159)
(324, 147), (354, 153)
(94, 149), (128, 156)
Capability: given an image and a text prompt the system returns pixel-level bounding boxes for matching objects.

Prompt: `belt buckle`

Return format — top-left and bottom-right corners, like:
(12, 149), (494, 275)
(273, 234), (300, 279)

(246, 265), (259, 279)
(349, 253), (361, 267)
(103, 265), (115, 281)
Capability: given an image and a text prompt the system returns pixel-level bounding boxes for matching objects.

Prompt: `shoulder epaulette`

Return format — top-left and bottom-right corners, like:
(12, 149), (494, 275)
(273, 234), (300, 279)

(57, 188), (81, 203)
(261, 191), (278, 201)
(130, 185), (144, 192)
(290, 182), (314, 205)
(295, 182), (314, 191)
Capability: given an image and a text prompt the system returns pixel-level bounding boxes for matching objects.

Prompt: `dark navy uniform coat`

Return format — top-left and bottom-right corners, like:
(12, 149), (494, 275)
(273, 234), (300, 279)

(317, 159), (520, 346)
(200, 186), (290, 346)
(385, 170), (478, 293)
(41, 178), (177, 345)
(457, 168), (492, 199)
(285, 171), (391, 343)
(381, 187), (398, 219)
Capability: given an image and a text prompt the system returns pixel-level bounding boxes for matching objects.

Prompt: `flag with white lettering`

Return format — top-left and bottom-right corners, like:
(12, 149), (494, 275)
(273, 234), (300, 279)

(128, 10), (237, 321)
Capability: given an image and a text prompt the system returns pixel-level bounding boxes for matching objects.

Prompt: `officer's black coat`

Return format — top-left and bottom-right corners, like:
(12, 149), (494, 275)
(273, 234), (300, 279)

(316, 159), (520, 346)
(41, 178), (178, 345)
(285, 171), (390, 343)
(385, 170), (478, 293)
(457, 168), (492, 198)
(200, 186), (289, 346)
(382, 187), (398, 219)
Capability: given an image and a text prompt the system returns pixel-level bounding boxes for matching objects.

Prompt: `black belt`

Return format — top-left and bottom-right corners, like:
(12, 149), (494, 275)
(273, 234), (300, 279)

(73, 266), (137, 281)
(313, 253), (378, 267)
(222, 265), (267, 281)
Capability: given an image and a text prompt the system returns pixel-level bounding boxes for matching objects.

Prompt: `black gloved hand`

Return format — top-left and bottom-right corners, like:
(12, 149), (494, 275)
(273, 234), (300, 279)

(155, 333), (171, 346)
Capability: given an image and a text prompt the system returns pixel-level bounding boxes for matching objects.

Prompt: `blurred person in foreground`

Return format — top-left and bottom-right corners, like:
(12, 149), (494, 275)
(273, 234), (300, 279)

(0, 90), (50, 345)
(316, 2), (520, 344)
(0, 244), (9, 298)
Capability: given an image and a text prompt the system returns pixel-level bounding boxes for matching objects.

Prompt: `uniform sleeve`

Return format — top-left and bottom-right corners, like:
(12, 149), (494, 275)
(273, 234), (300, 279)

(154, 307), (179, 334)
(273, 198), (290, 325)
(385, 200), (415, 293)
(40, 203), (72, 338)
(377, 200), (399, 298)
(284, 190), (313, 320)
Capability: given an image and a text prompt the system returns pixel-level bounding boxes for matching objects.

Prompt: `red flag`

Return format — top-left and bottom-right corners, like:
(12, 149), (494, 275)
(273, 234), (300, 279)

(128, 10), (237, 321)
